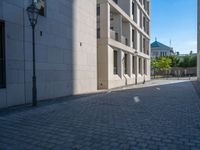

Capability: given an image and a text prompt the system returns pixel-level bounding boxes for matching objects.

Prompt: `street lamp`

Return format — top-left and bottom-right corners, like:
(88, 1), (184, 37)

(134, 51), (138, 85)
(26, 1), (40, 106)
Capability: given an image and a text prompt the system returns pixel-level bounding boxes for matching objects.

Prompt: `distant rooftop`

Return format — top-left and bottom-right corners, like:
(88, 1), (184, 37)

(151, 40), (173, 51)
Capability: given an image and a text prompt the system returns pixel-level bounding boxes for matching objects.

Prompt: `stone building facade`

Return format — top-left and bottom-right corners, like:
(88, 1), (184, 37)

(0, 0), (151, 108)
(97, 0), (151, 89)
(0, 0), (97, 108)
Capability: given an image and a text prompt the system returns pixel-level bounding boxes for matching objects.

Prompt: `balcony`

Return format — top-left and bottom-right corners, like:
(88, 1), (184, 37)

(110, 30), (119, 41)
(110, 30), (129, 46)
(121, 35), (128, 46)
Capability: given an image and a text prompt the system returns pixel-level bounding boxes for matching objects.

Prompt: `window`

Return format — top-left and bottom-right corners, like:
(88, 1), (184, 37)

(97, 28), (100, 38)
(35, 0), (46, 16)
(132, 56), (135, 74)
(143, 16), (146, 31)
(124, 54), (128, 74)
(144, 59), (147, 75)
(143, 0), (146, 10)
(140, 34), (143, 52)
(140, 11), (142, 28)
(143, 38), (146, 53)
(139, 58), (142, 74)
(132, 29), (135, 48)
(113, 0), (118, 4)
(0, 21), (6, 88)
(97, 5), (100, 16)
(113, 50), (118, 75)
(132, 2), (135, 16)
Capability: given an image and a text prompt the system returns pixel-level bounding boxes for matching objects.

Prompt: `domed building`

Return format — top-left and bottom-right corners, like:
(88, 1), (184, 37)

(151, 40), (174, 58)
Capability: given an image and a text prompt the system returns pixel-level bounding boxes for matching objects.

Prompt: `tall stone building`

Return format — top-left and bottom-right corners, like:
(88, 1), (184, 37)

(0, 0), (151, 108)
(0, 0), (97, 108)
(97, 0), (151, 89)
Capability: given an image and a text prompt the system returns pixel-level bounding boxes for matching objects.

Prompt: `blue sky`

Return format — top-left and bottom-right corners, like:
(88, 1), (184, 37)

(151, 0), (197, 54)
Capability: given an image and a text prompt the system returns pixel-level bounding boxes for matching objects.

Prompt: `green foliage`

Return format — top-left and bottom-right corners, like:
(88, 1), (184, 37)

(177, 55), (197, 68)
(151, 57), (172, 72)
(167, 56), (180, 67)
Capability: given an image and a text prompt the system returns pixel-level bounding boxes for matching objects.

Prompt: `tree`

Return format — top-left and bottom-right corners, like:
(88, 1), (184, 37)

(167, 56), (180, 67)
(178, 55), (197, 68)
(151, 57), (172, 77)
(157, 57), (172, 72)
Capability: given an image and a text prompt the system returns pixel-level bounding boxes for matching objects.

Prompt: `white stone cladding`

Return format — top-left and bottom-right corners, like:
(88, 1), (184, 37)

(0, 0), (97, 108)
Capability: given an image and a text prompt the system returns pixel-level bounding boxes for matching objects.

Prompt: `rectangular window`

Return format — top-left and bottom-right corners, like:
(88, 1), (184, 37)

(143, 16), (146, 31)
(113, 0), (118, 4)
(140, 11), (142, 28)
(147, 1), (150, 15)
(144, 59), (147, 75)
(97, 5), (100, 16)
(35, 0), (46, 16)
(132, 29), (135, 48)
(132, 56), (135, 74)
(132, 2), (135, 16)
(124, 54), (128, 74)
(113, 50), (118, 75)
(139, 58), (142, 74)
(0, 21), (6, 88)
(140, 34), (143, 52)
(97, 28), (100, 39)
(143, 38), (146, 53)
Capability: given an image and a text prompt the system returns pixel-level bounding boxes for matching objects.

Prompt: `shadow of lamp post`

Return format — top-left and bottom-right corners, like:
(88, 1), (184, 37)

(26, 1), (40, 106)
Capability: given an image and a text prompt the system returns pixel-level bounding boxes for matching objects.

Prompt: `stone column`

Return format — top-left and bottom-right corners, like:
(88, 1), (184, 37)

(100, 2), (110, 39)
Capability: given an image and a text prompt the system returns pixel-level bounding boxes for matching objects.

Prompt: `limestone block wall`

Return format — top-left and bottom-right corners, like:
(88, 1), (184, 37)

(0, 0), (97, 108)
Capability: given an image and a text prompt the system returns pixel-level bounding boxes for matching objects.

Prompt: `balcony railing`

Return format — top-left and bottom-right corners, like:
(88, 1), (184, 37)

(110, 30), (119, 41)
(121, 35), (128, 46)
(110, 30), (129, 46)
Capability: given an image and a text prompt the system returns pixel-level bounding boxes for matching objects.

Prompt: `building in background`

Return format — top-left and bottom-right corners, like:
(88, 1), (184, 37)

(0, 0), (97, 108)
(151, 40), (174, 58)
(97, 0), (151, 89)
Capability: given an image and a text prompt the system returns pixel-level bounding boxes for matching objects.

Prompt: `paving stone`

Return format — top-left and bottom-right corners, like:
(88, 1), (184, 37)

(0, 80), (200, 149)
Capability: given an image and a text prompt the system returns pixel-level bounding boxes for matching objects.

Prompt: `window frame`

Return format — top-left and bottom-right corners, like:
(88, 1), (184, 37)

(113, 50), (118, 75)
(124, 53), (128, 75)
(132, 56), (135, 74)
(0, 20), (6, 89)
(35, 0), (46, 17)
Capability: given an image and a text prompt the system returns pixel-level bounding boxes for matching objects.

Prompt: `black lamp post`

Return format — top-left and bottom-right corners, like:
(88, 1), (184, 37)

(26, 1), (40, 106)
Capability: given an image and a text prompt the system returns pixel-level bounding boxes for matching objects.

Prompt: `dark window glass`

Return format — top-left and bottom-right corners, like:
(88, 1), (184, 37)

(143, 17), (146, 31)
(97, 5), (100, 16)
(0, 21), (6, 88)
(114, 50), (118, 74)
(132, 56), (135, 74)
(139, 58), (142, 74)
(144, 59), (147, 74)
(124, 54), (128, 74)
(36, 0), (45, 16)
(132, 2), (135, 16)
(132, 29), (135, 48)
(97, 28), (100, 38)
(143, 38), (146, 53)
(113, 0), (118, 4)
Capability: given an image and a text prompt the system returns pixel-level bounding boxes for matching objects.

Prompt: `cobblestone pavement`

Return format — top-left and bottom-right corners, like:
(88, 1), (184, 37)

(1, 80), (200, 150)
